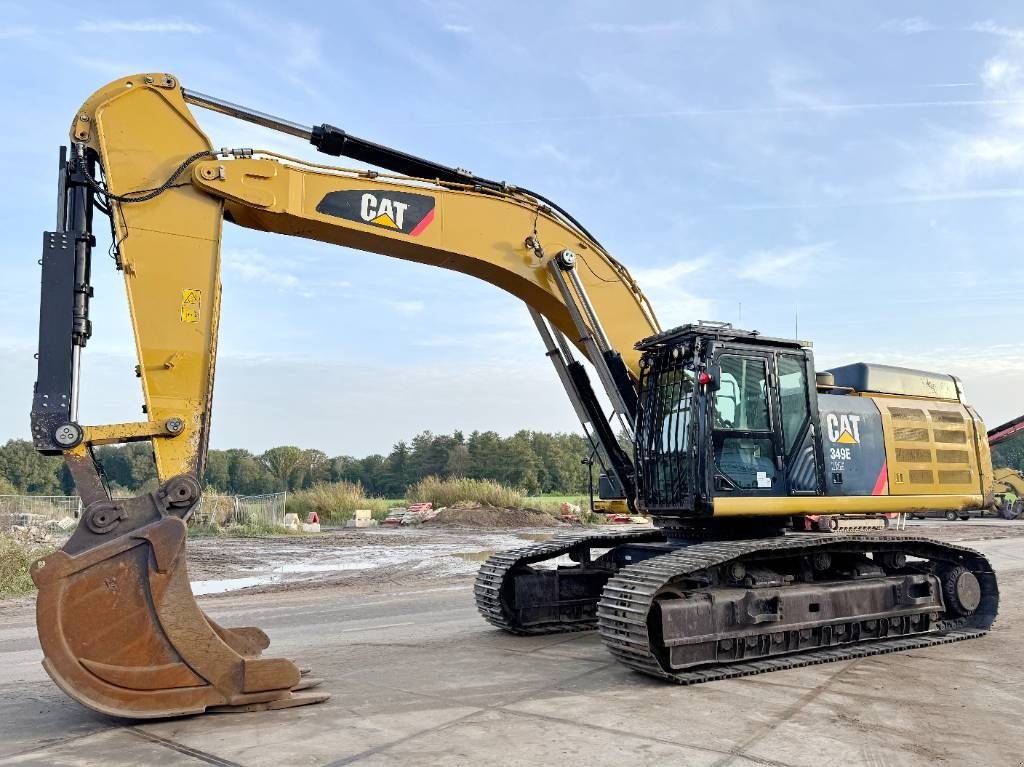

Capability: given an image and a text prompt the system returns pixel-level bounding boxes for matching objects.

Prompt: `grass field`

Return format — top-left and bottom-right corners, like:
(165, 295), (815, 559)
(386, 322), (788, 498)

(525, 495), (588, 506)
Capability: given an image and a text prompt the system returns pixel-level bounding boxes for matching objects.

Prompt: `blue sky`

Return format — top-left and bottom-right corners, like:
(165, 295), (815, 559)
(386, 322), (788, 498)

(1, 1), (1023, 455)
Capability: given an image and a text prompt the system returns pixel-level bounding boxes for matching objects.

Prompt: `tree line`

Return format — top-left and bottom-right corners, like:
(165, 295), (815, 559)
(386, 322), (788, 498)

(5, 430), (1021, 499)
(0, 430), (599, 498)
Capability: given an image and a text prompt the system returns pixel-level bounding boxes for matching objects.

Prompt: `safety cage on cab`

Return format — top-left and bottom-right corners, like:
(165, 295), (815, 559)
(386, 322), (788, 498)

(635, 328), (824, 515)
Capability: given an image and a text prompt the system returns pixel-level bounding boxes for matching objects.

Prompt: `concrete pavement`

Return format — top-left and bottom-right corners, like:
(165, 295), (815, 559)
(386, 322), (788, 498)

(1, 529), (1022, 766)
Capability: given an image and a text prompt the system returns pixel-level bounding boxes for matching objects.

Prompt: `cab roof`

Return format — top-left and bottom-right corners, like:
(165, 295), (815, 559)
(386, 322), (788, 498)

(635, 322), (810, 353)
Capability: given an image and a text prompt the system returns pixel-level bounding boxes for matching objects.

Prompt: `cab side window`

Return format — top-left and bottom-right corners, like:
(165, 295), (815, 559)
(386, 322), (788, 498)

(777, 355), (810, 455)
(715, 356), (770, 430)
(713, 356), (776, 490)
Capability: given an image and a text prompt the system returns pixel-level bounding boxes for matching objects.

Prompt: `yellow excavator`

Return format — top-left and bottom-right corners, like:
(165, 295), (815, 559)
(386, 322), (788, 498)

(31, 73), (999, 718)
(989, 417), (1024, 519)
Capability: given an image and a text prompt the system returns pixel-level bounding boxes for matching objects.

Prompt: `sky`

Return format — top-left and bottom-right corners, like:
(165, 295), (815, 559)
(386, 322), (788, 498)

(1, 1), (1023, 456)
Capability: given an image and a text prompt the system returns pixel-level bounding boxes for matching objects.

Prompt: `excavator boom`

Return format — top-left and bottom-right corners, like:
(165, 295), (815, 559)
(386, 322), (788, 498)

(31, 74), (658, 718)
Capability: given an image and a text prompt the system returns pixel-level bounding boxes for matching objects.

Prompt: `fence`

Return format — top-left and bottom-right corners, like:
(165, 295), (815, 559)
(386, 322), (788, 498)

(1, 491), (288, 538)
(0, 495), (81, 539)
(191, 491), (288, 528)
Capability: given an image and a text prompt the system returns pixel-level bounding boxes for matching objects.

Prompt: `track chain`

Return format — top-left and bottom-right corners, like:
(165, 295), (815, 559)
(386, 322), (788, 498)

(596, 533), (999, 684)
(474, 527), (665, 635)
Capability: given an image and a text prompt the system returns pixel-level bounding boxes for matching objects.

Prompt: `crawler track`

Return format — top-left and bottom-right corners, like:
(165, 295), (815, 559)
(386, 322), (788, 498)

(596, 534), (999, 684)
(474, 528), (665, 635)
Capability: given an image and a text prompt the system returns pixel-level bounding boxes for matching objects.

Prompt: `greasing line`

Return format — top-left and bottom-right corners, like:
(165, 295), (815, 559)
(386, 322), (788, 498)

(128, 727), (245, 767)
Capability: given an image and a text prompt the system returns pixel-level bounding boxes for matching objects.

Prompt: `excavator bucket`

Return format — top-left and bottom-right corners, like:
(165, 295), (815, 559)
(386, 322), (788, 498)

(32, 515), (327, 718)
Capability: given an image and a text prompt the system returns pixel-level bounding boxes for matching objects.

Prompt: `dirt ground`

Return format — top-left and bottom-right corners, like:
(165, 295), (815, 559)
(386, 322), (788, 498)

(180, 515), (1024, 598)
(2, 517), (1023, 766)
(423, 502), (559, 528)
(184, 525), (550, 596)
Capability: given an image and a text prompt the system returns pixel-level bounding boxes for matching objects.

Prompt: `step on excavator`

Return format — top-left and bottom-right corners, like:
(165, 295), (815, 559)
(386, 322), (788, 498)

(32, 73), (1000, 718)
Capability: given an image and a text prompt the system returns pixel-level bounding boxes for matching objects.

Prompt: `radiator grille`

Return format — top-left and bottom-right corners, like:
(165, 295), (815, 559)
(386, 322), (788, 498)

(895, 448), (932, 463)
(909, 470), (934, 484)
(939, 470), (973, 485)
(936, 449), (970, 464)
(890, 407), (926, 420)
(930, 410), (964, 424)
(934, 429), (967, 444)
(894, 427), (929, 442)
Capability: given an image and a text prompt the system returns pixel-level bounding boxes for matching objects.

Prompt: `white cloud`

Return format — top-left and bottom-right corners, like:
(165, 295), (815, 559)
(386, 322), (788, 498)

(588, 19), (692, 36)
(443, 23), (472, 34)
(221, 249), (351, 297)
(968, 20), (1024, 43)
(223, 249), (301, 289)
(923, 82), (975, 89)
(632, 257), (714, 326)
(768, 64), (836, 111)
(632, 257), (709, 287)
(881, 17), (936, 35)
(77, 18), (207, 34)
(981, 57), (1021, 90)
(736, 242), (832, 286)
(897, 45), (1024, 194)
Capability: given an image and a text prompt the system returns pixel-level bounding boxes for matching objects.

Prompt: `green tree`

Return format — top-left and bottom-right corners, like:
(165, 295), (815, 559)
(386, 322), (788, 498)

(260, 446), (305, 490)
(300, 449), (330, 489)
(382, 441), (411, 497)
(204, 450), (231, 491)
(226, 449), (275, 495)
(445, 443), (471, 477)
(0, 440), (64, 494)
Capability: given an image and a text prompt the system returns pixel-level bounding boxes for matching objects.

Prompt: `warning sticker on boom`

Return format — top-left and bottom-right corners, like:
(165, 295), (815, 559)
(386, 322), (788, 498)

(181, 289), (201, 323)
(315, 190), (436, 237)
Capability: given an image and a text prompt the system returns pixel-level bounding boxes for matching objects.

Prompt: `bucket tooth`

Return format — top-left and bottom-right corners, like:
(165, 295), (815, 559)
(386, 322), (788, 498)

(33, 516), (328, 719)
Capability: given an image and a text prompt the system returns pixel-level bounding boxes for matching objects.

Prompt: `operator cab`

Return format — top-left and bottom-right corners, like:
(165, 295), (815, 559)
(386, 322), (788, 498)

(633, 322), (822, 517)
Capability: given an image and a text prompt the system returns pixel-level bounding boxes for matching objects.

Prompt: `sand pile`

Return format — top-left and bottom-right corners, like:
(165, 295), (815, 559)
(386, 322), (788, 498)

(422, 501), (558, 528)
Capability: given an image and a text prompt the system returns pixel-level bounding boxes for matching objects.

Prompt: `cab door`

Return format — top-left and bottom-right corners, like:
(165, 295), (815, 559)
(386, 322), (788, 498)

(710, 352), (787, 496)
(774, 352), (823, 494)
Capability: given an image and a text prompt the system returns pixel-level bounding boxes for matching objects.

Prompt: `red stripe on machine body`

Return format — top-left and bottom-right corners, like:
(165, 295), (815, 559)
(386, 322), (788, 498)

(410, 208), (435, 237)
(872, 463), (889, 496)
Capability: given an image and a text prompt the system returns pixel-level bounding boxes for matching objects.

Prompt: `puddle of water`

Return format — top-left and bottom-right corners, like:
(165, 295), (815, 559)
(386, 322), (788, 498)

(191, 575), (281, 595)
(191, 533), (534, 594)
(452, 550), (494, 562)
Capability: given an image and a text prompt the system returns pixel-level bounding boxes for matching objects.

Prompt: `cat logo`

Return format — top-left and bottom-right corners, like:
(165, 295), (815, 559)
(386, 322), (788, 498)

(315, 190), (436, 236)
(360, 194), (406, 229)
(826, 413), (861, 445)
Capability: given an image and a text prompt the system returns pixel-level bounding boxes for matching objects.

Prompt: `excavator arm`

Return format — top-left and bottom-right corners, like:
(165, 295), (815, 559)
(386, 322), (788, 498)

(30, 73), (659, 718)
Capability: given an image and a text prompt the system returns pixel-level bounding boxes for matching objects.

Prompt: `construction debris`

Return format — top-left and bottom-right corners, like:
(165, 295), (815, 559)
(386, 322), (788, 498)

(344, 509), (378, 528)
(423, 502), (558, 528)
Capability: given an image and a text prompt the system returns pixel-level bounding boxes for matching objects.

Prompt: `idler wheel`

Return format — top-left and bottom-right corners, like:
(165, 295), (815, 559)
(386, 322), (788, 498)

(942, 566), (981, 616)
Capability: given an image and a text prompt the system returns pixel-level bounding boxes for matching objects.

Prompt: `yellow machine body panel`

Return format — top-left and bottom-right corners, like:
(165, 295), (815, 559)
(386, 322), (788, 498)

(873, 396), (991, 501)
